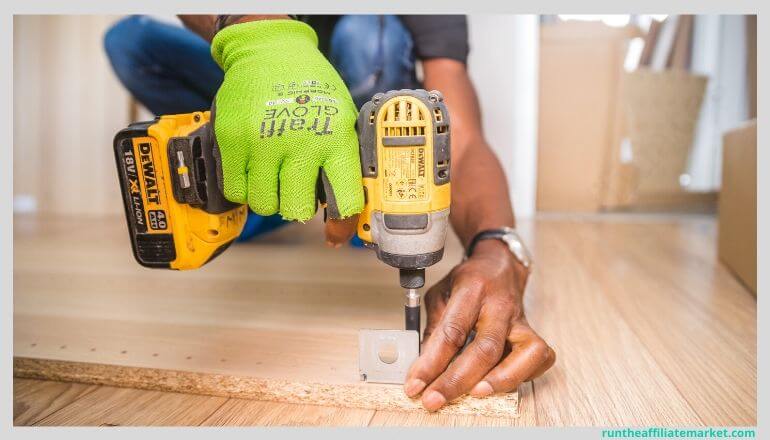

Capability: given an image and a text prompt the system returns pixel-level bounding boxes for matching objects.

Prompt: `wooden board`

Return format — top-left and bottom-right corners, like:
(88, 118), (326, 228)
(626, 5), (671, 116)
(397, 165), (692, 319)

(35, 384), (228, 426)
(201, 399), (375, 427)
(13, 378), (97, 425)
(13, 215), (520, 418)
(13, 214), (756, 425)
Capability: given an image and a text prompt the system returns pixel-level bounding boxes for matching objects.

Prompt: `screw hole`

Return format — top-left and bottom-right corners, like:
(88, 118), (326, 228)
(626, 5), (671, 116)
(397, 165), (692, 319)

(121, 350), (127, 354)
(193, 114), (201, 122)
(30, 343), (37, 347)
(438, 170), (448, 179)
(186, 356), (192, 360)
(363, 223), (370, 231)
(59, 345), (67, 349)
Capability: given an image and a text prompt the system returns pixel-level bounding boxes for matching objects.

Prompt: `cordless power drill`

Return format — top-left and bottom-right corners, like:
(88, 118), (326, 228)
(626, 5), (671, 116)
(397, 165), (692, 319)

(113, 89), (450, 335)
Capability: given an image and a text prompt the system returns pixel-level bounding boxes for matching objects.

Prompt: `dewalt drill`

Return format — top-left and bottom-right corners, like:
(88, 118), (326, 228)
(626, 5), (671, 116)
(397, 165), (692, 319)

(355, 89), (450, 333)
(114, 89), (450, 335)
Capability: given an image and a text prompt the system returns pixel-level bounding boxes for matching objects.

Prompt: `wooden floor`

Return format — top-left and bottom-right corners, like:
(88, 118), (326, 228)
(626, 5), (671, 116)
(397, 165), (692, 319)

(13, 213), (756, 426)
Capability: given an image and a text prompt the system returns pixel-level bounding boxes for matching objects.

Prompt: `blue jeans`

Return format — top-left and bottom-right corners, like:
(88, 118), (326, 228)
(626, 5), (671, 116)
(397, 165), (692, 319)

(104, 15), (419, 241)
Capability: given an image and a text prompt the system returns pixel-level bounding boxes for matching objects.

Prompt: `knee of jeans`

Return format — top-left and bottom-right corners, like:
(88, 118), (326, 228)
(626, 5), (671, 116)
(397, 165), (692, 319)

(103, 15), (154, 69)
(330, 16), (416, 90)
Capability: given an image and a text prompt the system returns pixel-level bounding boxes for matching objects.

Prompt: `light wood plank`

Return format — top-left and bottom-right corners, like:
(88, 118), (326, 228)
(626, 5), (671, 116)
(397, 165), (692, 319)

(13, 378), (97, 426)
(202, 399), (374, 427)
(569, 219), (756, 425)
(35, 385), (227, 426)
(520, 219), (703, 426)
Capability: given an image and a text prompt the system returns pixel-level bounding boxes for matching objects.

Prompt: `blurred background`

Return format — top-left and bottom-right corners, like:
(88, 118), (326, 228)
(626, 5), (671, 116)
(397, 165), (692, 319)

(12, 14), (757, 291)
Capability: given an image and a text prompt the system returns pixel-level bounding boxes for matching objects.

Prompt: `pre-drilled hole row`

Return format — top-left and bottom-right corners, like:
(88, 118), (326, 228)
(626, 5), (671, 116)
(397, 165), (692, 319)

(25, 343), (257, 365)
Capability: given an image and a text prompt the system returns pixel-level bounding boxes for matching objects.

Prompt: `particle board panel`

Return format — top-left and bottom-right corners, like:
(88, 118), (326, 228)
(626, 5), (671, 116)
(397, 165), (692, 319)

(13, 215), (520, 418)
(34, 384), (228, 426)
(368, 381), (535, 427)
(13, 378), (98, 426)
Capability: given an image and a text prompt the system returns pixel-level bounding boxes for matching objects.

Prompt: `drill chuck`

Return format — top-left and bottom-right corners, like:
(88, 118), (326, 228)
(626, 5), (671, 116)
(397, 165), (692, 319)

(399, 268), (425, 289)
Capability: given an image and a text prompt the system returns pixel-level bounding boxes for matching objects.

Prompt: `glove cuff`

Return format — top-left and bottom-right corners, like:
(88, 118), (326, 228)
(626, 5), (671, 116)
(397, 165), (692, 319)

(211, 19), (319, 70)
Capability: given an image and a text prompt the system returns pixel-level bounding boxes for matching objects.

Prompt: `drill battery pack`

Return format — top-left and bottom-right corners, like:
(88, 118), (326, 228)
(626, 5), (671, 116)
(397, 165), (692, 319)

(113, 112), (247, 270)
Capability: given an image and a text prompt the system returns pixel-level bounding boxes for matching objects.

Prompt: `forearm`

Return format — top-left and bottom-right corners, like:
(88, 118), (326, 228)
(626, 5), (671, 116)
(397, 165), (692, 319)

(449, 143), (516, 247)
(422, 59), (515, 248)
(177, 14), (289, 42)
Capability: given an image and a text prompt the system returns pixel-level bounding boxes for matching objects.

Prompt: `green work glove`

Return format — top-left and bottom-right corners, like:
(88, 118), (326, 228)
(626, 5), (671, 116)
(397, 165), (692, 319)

(211, 19), (363, 221)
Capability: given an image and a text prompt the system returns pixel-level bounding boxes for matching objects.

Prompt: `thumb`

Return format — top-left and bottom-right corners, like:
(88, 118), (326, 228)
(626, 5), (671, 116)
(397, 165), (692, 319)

(324, 215), (359, 248)
(320, 147), (364, 220)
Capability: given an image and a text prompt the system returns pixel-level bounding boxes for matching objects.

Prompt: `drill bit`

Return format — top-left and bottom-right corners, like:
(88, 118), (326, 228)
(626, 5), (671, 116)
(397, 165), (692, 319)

(405, 288), (421, 335)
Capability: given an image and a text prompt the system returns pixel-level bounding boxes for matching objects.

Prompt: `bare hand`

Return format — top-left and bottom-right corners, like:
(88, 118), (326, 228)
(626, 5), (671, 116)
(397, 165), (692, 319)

(324, 215), (359, 248)
(403, 240), (555, 411)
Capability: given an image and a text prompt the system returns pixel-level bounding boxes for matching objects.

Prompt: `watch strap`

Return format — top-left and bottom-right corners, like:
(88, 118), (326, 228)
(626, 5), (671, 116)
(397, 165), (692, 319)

(466, 228), (511, 258)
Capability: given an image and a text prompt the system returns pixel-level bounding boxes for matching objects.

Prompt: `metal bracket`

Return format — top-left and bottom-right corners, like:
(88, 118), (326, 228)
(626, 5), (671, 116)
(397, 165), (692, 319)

(358, 329), (419, 384)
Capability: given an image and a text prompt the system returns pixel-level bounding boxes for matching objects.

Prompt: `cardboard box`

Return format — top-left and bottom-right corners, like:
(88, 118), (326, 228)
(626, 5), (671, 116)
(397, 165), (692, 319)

(536, 22), (641, 212)
(718, 120), (757, 294)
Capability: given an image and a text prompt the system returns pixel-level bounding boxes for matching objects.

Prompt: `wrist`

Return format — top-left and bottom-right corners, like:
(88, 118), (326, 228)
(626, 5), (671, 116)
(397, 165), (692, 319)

(467, 229), (531, 278)
(471, 239), (509, 259)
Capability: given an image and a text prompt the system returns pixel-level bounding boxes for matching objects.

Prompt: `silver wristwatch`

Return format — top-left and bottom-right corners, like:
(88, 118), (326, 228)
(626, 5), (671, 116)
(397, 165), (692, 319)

(466, 227), (533, 270)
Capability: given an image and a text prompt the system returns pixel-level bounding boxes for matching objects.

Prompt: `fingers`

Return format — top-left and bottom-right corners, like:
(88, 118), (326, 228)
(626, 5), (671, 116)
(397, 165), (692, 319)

(419, 300), (510, 411)
(324, 215), (358, 247)
(321, 147), (364, 219)
(403, 273), (484, 400)
(470, 325), (556, 397)
(277, 157), (320, 221)
(212, 104), (249, 205)
(245, 156), (280, 216)
(421, 275), (452, 343)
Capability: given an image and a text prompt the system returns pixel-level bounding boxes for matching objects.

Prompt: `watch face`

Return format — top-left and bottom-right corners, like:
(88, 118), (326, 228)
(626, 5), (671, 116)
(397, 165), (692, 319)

(503, 231), (532, 269)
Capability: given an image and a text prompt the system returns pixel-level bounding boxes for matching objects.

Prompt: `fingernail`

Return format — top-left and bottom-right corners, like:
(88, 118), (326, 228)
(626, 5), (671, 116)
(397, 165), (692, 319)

(422, 391), (446, 412)
(470, 381), (494, 398)
(325, 240), (335, 248)
(404, 379), (426, 397)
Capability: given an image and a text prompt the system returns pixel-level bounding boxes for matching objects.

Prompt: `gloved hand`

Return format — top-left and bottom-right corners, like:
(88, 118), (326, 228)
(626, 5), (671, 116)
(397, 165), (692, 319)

(211, 19), (364, 223)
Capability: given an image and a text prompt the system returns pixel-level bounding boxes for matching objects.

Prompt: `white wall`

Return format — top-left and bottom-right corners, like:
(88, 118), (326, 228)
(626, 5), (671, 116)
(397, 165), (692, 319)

(688, 15), (749, 191)
(13, 16), (131, 216)
(468, 15), (539, 218)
